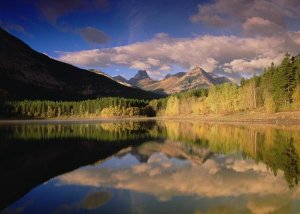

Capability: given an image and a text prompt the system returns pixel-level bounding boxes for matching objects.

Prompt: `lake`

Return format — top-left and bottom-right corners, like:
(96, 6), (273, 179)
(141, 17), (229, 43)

(1, 120), (300, 213)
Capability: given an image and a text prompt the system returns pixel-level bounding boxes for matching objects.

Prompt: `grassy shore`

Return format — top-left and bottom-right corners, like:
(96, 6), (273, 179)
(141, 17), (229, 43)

(1, 111), (300, 125)
(0, 116), (154, 124)
(156, 111), (300, 125)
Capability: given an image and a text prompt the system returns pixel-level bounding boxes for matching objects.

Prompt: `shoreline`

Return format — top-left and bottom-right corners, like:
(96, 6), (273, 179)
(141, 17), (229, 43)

(1, 111), (300, 125)
(0, 116), (155, 124)
(156, 111), (300, 125)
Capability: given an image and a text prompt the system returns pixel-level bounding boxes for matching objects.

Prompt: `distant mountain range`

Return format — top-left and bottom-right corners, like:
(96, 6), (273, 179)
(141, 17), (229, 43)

(113, 67), (230, 94)
(0, 27), (159, 100)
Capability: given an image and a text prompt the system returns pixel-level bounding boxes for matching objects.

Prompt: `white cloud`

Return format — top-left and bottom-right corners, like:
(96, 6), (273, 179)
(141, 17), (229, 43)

(147, 58), (160, 66)
(289, 31), (300, 45)
(130, 60), (151, 70)
(224, 57), (283, 73)
(160, 65), (172, 71)
(242, 17), (285, 36)
(58, 33), (300, 79)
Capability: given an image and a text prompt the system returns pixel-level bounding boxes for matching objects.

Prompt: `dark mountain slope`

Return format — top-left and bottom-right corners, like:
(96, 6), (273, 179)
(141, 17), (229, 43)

(0, 28), (158, 100)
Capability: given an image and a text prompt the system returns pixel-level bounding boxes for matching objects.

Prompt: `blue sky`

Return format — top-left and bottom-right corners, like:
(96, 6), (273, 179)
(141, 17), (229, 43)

(1, 0), (300, 80)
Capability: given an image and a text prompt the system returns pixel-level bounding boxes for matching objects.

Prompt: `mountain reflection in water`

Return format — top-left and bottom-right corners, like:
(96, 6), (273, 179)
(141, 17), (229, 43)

(1, 121), (300, 213)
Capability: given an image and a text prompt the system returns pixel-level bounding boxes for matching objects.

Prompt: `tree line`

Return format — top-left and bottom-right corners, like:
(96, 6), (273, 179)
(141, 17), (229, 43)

(0, 97), (153, 118)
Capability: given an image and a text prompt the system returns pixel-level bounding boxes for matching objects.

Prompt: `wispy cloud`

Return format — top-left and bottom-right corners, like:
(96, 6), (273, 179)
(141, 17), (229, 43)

(33, 0), (108, 24)
(0, 19), (32, 37)
(0, 18), (24, 32)
(79, 26), (110, 45)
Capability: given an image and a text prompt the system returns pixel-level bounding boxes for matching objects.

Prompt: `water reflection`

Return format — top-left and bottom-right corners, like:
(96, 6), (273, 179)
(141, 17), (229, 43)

(2, 121), (300, 213)
(58, 150), (298, 213)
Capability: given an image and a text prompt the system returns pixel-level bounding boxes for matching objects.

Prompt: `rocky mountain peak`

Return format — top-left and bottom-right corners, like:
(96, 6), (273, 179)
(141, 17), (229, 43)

(133, 70), (151, 80)
(189, 66), (206, 74)
(129, 70), (153, 85)
(185, 66), (215, 83)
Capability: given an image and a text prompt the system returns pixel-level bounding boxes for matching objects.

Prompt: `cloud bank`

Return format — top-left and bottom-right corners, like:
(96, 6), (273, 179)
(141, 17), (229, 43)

(59, 32), (300, 79)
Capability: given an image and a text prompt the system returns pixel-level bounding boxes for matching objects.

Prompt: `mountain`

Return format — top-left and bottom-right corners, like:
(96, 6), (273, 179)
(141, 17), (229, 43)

(129, 70), (151, 83)
(88, 69), (133, 88)
(114, 75), (129, 83)
(0, 27), (159, 100)
(169, 72), (185, 78)
(128, 70), (156, 87)
(123, 66), (230, 94)
(113, 75), (133, 87)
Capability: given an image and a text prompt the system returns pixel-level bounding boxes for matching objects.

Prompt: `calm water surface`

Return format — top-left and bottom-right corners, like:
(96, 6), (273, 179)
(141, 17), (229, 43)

(1, 120), (300, 213)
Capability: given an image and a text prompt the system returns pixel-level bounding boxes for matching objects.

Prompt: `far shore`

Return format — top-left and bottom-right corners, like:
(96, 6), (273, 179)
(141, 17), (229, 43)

(158, 111), (300, 125)
(1, 111), (300, 125)
(0, 116), (155, 124)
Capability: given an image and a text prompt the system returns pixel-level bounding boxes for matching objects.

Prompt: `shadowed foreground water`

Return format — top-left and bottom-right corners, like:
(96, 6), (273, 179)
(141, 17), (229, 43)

(1, 120), (300, 213)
